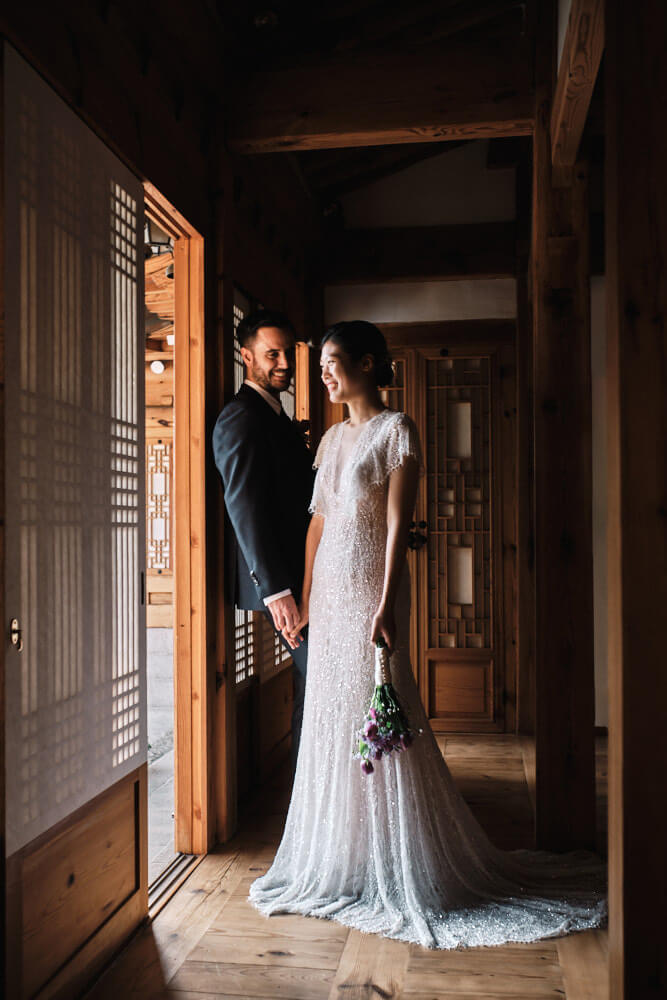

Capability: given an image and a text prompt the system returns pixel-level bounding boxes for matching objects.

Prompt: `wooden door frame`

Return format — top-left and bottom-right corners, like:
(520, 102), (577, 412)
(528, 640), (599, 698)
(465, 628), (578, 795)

(380, 320), (517, 733)
(144, 183), (210, 854)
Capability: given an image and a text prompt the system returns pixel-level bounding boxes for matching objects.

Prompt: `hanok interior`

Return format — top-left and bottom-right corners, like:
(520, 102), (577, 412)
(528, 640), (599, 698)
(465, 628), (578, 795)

(0, 2), (664, 999)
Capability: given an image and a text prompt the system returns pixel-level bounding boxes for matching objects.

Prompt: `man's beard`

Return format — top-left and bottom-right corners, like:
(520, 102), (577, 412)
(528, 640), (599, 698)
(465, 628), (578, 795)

(250, 364), (291, 396)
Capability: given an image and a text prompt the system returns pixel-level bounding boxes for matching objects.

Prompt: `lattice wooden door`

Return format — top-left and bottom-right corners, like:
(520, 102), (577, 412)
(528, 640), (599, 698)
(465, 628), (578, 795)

(4, 45), (146, 855)
(384, 336), (515, 733)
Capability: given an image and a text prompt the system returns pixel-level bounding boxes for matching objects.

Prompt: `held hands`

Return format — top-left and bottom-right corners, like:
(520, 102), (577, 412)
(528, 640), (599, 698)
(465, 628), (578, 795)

(267, 594), (304, 650)
(370, 604), (396, 654)
(284, 601), (309, 646)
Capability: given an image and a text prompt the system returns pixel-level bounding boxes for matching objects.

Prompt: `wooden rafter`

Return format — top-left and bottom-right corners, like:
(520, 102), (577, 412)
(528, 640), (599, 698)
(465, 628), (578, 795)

(226, 16), (534, 152)
(551, 0), (604, 169)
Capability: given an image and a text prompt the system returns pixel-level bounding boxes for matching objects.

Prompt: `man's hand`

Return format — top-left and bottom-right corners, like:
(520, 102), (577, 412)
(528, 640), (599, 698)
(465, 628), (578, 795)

(267, 594), (303, 649)
(285, 601), (309, 644)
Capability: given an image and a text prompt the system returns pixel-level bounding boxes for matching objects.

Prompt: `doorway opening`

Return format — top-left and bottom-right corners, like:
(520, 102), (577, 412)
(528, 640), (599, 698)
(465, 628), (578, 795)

(143, 183), (208, 903)
(144, 213), (176, 885)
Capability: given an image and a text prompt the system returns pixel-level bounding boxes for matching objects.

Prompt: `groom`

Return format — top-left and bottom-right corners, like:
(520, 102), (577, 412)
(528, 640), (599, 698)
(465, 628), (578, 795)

(212, 309), (315, 770)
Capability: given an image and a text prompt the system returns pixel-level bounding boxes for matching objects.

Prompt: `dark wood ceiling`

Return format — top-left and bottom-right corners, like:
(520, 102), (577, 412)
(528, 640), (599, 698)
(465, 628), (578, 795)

(210, 1), (535, 205)
(214, 0), (530, 68)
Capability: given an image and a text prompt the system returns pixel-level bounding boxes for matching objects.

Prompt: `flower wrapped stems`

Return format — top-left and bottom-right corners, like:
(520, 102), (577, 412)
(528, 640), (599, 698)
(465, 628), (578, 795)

(355, 639), (419, 774)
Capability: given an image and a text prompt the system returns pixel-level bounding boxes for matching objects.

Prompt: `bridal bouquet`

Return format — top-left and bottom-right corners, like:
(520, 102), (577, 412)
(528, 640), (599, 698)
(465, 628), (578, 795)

(355, 639), (418, 774)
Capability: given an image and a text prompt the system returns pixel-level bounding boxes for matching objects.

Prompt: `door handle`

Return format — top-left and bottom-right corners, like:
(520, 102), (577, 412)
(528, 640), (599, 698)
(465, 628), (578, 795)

(408, 521), (428, 551)
(10, 618), (23, 652)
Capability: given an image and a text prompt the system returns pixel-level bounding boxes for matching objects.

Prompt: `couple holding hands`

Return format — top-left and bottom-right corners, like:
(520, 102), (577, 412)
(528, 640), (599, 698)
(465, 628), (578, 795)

(213, 311), (606, 951)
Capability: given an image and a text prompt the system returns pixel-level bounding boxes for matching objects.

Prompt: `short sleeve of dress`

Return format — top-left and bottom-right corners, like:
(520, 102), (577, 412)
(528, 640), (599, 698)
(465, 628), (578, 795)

(384, 412), (425, 479)
(308, 425), (336, 517)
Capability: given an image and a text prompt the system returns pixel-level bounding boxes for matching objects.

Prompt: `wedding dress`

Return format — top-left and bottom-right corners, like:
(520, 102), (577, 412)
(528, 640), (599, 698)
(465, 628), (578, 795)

(249, 408), (606, 949)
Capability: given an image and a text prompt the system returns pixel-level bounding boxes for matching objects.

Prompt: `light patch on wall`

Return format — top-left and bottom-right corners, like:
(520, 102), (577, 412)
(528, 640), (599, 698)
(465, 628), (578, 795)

(339, 140), (515, 228)
(324, 279), (517, 325)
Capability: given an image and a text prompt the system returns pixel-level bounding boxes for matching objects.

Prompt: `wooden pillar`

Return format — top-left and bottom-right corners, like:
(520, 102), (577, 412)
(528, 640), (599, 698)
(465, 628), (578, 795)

(530, 3), (596, 850)
(516, 146), (536, 742)
(606, 2), (667, 996)
(210, 158), (238, 843)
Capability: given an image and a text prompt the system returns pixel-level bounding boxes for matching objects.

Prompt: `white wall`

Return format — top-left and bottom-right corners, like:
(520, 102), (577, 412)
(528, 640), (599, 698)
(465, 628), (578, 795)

(591, 275), (608, 727)
(339, 140), (515, 228)
(324, 279), (517, 325)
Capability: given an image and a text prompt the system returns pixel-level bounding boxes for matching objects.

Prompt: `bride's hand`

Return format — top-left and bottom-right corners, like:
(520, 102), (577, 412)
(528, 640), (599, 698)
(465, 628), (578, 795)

(370, 605), (395, 653)
(284, 602), (309, 646)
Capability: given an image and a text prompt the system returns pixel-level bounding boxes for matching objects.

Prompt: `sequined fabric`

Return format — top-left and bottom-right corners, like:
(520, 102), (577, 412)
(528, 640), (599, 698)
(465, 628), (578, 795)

(249, 409), (607, 949)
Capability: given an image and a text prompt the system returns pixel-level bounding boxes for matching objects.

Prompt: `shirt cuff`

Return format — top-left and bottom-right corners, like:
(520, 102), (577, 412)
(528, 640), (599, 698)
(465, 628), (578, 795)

(263, 588), (292, 606)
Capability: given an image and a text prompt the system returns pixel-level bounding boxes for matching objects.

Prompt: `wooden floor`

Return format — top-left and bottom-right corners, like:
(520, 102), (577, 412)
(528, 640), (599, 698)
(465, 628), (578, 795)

(86, 735), (608, 1000)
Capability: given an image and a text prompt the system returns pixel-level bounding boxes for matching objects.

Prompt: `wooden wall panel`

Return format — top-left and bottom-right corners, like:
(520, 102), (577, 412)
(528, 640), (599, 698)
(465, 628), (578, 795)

(6, 767), (147, 1000)
(606, 2), (667, 996)
(256, 668), (293, 784)
(429, 654), (495, 728)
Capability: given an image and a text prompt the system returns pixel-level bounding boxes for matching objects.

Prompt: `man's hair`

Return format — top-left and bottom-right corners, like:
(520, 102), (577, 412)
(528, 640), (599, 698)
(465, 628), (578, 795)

(236, 308), (296, 349)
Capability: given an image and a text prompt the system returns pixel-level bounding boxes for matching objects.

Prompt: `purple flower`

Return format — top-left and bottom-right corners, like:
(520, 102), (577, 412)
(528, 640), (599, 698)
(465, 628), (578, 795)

(369, 708), (377, 720)
(364, 721), (378, 740)
(361, 759), (374, 775)
(373, 748), (383, 761)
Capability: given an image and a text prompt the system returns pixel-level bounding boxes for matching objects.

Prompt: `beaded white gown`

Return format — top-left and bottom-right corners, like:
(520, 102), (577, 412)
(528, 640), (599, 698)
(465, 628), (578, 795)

(249, 409), (606, 949)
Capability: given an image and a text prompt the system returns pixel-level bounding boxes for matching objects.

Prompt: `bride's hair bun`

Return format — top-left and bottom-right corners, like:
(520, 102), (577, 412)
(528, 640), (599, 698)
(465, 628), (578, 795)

(320, 320), (395, 388)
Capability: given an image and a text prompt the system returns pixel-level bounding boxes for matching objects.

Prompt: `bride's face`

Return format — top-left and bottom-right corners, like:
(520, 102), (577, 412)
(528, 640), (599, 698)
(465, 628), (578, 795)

(320, 342), (372, 403)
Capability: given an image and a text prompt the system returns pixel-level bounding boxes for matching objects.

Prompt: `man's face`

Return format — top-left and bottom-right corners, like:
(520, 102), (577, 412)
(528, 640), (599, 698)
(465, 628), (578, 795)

(241, 326), (296, 397)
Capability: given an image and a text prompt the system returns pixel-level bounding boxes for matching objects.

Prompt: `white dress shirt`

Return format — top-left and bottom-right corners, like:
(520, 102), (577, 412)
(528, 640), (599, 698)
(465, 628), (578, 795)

(244, 380), (293, 608)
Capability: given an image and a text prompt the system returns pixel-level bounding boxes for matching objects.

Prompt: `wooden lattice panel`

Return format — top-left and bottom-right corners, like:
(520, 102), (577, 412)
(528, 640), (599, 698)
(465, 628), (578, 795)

(146, 441), (171, 572)
(4, 47), (146, 853)
(425, 356), (492, 650)
(110, 181), (143, 769)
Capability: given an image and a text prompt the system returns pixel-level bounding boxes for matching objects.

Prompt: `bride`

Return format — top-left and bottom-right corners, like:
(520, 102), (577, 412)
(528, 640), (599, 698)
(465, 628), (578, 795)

(248, 320), (606, 949)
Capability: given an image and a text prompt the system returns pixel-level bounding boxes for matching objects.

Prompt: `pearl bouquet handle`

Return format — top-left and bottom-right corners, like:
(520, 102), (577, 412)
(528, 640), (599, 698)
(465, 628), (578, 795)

(355, 639), (419, 775)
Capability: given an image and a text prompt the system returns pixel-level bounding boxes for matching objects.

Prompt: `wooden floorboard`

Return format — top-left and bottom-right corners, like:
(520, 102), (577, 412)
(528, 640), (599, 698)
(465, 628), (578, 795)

(86, 735), (608, 1000)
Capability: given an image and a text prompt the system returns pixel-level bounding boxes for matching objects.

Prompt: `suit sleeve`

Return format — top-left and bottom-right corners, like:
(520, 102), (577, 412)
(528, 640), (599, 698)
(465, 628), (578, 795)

(212, 405), (293, 602)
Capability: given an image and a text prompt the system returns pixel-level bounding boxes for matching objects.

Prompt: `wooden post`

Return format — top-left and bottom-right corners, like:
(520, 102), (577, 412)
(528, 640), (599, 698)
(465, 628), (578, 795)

(606, 2), (667, 996)
(515, 145), (537, 793)
(530, 2), (596, 850)
(211, 163), (238, 842)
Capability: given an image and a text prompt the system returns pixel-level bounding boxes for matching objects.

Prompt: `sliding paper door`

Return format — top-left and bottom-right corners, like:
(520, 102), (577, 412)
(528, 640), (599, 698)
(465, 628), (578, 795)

(4, 44), (146, 857)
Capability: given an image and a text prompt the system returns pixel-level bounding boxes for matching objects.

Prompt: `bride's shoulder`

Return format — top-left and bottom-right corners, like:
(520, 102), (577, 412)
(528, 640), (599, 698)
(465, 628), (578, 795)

(312, 422), (340, 468)
(377, 409), (418, 435)
(375, 409), (424, 471)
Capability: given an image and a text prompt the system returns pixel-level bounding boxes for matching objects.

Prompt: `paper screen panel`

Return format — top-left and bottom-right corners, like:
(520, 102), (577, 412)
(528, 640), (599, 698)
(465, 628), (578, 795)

(4, 45), (146, 855)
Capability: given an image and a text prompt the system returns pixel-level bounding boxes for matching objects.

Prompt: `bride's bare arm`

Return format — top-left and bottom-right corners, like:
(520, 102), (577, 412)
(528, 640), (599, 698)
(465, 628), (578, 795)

(285, 513), (324, 641)
(371, 457), (419, 652)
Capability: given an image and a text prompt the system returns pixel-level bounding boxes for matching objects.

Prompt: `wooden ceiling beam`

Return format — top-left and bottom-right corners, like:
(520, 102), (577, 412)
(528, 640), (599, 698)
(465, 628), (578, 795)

(321, 221), (517, 283)
(227, 26), (534, 153)
(551, 0), (604, 169)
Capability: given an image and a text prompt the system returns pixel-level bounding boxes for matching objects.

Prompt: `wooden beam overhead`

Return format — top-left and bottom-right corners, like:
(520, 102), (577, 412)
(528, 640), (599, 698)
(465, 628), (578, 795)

(322, 221), (516, 283)
(551, 0), (604, 169)
(226, 22), (534, 152)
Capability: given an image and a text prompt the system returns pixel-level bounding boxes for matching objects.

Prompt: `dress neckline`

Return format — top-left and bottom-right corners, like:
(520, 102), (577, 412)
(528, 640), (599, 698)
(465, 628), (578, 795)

(343, 407), (391, 429)
(332, 409), (394, 495)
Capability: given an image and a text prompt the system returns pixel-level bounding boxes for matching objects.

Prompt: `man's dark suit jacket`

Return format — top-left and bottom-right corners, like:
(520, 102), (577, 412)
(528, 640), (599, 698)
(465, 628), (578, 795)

(212, 382), (316, 611)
